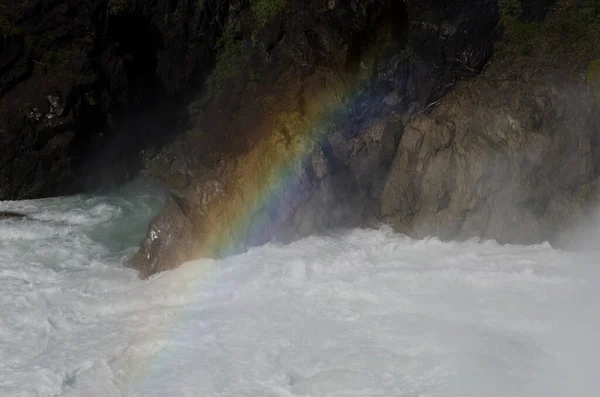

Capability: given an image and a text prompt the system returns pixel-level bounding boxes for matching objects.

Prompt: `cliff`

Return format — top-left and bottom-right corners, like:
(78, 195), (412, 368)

(131, 0), (500, 277)
(0, 0), (229, 198)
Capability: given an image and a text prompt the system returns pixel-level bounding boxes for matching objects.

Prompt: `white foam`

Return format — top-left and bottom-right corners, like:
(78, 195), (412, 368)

(1, 185), (599, 396)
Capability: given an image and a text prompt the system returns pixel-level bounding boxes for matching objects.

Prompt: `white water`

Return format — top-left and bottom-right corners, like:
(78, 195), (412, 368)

(1, 181), (599, 397)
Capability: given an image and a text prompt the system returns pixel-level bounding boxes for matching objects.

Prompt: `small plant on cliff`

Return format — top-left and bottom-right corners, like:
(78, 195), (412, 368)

(107, 0), (127, 16)
(24, 35), (37, 49)
(496, 0), (600, 67)
(251, 0), (285, 28)
(84, 92), (97, 106)
(204, 19), (247, 100)
(499, 0), (522, 21)
(0, 16), (23, 36)
(41, 45), (78, 69)
(581, 0), (600, 22)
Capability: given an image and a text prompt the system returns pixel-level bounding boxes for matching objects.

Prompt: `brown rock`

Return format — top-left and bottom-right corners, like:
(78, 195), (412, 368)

(381, 66), (599, 244)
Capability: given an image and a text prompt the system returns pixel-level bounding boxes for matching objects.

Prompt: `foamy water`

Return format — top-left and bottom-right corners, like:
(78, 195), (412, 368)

(1, 181), (599, 396)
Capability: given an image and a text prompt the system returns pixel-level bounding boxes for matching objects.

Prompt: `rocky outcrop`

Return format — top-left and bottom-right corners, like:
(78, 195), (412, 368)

(381, 66), (600, 244)
(380, 5), (600, 245)
(0, 0), (230, 199)
(131, 0), (500, 276)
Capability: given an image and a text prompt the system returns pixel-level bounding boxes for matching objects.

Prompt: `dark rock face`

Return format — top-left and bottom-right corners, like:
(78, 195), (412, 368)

(0, 0), (231, 199)
(0, 211), (26, 220)
(132, 0), (499, 276)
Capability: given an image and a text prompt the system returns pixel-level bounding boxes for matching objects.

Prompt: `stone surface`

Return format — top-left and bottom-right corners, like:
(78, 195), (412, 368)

(381, 60), (600, 245)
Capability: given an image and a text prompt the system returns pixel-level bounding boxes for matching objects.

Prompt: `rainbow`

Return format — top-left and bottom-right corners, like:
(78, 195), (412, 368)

(188, 83), (363, 260)
(127, 73), (374, 392)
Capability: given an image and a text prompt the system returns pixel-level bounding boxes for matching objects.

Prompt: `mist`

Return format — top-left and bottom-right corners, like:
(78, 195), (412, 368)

(3, 177), (600, 396)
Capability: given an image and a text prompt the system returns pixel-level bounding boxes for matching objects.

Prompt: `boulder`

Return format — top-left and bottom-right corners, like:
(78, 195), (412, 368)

(381, 64), (600, 244)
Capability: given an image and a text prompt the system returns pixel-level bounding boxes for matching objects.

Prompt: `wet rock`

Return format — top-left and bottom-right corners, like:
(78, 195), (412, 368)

(45, 94), (65, 120)
(130, 193), (197, 278)
(0, 211), (26, 220)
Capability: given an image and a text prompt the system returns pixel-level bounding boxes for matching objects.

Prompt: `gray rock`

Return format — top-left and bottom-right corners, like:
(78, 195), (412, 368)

(381, 69), (599, 244)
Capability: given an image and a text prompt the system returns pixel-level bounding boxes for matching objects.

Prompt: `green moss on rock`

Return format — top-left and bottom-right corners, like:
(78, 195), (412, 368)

(204, 19), (246, 100)
(251, 0), (285, 28)
(581, 0), (600, 22)
(84, 92), (97, 106)
(0, 15), (22, 36)
(107, 0), (127, 16)
(499, 0), (522, 21)
(202, 0), (287, 100)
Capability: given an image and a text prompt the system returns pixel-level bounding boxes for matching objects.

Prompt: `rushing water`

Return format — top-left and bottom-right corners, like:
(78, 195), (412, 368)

(1, 180), (599, 397)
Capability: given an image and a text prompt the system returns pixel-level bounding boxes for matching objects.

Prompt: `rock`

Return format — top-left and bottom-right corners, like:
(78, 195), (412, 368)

(0, 0), (232, 199)
(381, 62), (599, 244)
(0, 211), (26, 220)
(130, 193), (197, 278)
